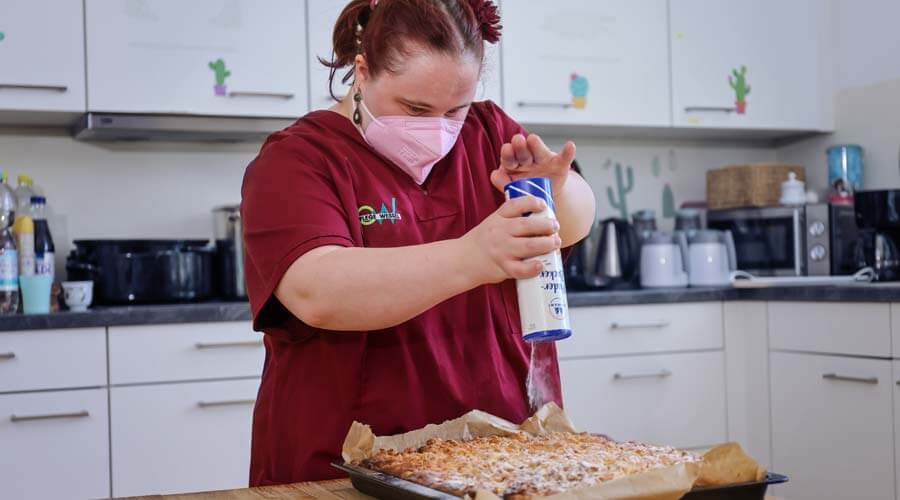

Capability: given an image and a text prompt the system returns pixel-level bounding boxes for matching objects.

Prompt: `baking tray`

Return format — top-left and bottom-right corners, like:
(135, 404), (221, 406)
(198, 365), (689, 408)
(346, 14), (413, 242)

(333, 462), (788, 500)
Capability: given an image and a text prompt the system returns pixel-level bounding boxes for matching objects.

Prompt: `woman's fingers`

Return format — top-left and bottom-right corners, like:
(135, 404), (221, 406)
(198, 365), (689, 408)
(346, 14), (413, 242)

(511, 216), (559, 237)
(498, 195), (545, 218)
(509, 234), (561, 259)
(511, 134), (533, 167)
(557, 140), (577, 168)
(500, 142), (518, 170)
(526, 134), (555, 164)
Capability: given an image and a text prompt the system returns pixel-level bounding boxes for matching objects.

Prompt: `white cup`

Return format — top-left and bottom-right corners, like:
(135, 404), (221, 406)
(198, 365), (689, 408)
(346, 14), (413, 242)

(62, 281), (94, 312)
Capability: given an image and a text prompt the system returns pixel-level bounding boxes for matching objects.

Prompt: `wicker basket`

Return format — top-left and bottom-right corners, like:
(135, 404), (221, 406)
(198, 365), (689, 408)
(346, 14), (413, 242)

(707, 163), (806, 209)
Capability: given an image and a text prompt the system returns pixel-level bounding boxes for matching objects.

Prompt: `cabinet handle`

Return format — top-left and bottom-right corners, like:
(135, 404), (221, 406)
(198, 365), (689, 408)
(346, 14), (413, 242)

(684, 106), (736, 113)
(10, 410), (89, 422)
(0, 352), (15, 360)
(228, 91), (295, 99)
(0, 83), (68, 92)
(197, 399), (256, 408)
(610, 321), (669, 330)
(516, 101), (572, 109)
(822, 373), (878, 385)
(613, 369), (672, 380)
(195, 340), (263, 349)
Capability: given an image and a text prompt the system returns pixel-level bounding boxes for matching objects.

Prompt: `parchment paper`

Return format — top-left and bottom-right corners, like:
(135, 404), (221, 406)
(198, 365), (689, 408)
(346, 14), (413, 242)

(341, 403), (765, 500)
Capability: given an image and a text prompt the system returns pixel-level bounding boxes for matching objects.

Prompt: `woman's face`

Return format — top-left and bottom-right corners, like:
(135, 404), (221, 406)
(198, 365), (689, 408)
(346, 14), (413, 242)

(354, 47), (480, 125)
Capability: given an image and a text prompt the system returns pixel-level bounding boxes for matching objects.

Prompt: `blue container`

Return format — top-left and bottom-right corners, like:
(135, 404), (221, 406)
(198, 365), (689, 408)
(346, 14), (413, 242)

(827, 144), (864, 191)
(504, 177), (572, 343)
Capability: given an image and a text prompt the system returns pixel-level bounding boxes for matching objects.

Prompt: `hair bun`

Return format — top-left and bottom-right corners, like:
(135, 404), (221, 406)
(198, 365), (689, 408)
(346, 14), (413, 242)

(468, 0), (502, 44)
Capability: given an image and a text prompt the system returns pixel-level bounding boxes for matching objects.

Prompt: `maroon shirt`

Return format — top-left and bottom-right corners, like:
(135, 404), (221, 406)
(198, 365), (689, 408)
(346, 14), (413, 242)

(241, 101), (563, 486)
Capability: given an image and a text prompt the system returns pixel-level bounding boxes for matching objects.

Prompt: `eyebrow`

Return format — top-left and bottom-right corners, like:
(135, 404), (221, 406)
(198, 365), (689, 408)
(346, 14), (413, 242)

(398, 98), (470, 112)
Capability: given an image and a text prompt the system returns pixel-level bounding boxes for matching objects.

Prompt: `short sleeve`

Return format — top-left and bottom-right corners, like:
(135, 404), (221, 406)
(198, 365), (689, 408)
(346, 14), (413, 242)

(241, 134), (354, 330)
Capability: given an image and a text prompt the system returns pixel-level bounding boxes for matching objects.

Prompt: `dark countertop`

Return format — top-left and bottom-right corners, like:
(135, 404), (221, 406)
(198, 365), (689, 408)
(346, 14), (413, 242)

(3, 284), (900, 332)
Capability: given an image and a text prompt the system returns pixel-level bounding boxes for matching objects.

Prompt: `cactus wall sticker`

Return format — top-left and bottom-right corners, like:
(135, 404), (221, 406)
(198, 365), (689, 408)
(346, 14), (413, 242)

(606, 163), (634, 220)
(729, 65), (751, 114)
(569, 73), (589, 109)
(662, 183), (676, 218)
(0, 32), (5, 43)
(651, 155), (662, 177)
(209, 58), (231, 96)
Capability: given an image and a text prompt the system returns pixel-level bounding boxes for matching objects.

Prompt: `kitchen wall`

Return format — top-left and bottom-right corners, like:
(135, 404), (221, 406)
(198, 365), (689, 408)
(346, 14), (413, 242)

(777, 0), (900, 191)
(1, 126), (774, 277)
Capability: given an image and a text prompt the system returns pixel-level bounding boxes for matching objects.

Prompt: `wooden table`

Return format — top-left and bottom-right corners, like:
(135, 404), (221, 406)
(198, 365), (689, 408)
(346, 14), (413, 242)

(127, 479), (785, 500)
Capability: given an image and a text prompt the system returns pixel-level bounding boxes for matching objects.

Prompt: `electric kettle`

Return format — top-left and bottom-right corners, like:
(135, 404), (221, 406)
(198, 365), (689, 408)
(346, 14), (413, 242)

(640, 231), (689, 288)
(687, 229), (737, 287)
(593, 218), (640, 289)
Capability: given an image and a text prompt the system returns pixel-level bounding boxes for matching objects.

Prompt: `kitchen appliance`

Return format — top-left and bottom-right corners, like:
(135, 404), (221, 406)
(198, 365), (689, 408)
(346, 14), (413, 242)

(827, 144), (863, 192)
(66, 239), (214, 304)
(631, 210), (657, 242)
(687, 229), (736, 287)
(707, 203), (858, 277)
(593, 218), (640, 289)
(853, 190), (900, 281)
(639, 231), (689, 288)
(674, 208), (702, 233)
(213, 205), (246, 299)
(564, 219), (600, 290)
(72, 113), (293, 143)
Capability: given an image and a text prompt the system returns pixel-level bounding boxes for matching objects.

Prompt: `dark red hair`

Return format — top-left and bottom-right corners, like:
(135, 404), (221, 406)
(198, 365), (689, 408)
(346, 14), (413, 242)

(321, 0), (502, 100)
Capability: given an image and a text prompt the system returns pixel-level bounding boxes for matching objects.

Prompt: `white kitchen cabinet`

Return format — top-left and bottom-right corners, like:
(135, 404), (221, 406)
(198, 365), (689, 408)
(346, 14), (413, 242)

(111, 378), (259, 497)
(0, 388), (110, 500)
(0, 0), (86, 120)
(670, 0), (831, 131)
(86, 0), (307, 118)
(306, 0), (502, 111)
(501, 1), (670, 127)
(562, 303), (723, 358)
(108, 321), (263, 384)
(768, 302), (891, 358)
(770, 352), (893, 500)
(559, 351), (726, 449)
(0, 328), (107, 393)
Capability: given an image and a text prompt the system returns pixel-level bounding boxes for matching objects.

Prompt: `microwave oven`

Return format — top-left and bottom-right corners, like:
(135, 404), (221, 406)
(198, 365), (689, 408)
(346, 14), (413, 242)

(706, 204), (859, 276)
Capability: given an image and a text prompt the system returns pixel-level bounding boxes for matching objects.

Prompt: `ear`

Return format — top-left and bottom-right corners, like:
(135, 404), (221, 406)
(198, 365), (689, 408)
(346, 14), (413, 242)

(354, 54), (370, 87)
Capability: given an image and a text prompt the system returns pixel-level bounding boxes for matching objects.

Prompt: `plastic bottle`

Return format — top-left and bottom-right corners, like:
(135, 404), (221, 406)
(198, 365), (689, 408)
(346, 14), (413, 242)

(14, 175), (35, 219)
(0, 171), (16, 229)
(503, 177), (572, 342)
(0, 175), (18, 314)
(31, 196), (55, 279)
(12, 209), (34, 278)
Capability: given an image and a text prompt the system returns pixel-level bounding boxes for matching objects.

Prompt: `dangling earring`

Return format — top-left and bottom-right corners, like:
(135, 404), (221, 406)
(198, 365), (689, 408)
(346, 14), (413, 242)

(352, 89), (363, 125)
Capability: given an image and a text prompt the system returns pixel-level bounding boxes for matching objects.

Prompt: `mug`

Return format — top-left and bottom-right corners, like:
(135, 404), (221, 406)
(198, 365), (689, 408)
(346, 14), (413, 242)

(62, 281), (94, 312)
(20, 275), (53, 314)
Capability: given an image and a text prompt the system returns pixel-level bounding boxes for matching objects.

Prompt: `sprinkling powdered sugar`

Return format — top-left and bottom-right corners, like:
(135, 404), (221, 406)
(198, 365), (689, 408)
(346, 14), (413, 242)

(526, 342), (556, 411)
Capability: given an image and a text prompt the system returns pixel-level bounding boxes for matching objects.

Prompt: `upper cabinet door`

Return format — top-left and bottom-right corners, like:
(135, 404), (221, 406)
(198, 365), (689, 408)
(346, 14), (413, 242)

(306, 0), (503, 110)
(307, 0), (350, 110)
(86, 0), (308, 118)
(0, 0), (85, 114)
(670, 0), (830, 130)
(501, 1), (670, 127)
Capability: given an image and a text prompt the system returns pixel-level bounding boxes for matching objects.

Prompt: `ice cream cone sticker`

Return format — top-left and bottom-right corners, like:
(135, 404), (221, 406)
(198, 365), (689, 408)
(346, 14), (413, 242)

(209, 58), (231, 96)
(569, 73), (588, 109)
(729, 65), (750, 114)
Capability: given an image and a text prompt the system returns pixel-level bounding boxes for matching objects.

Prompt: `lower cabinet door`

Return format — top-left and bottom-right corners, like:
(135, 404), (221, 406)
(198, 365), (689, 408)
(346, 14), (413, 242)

(558, 351), (726, 449)
(0, 388), (110, 500)
(111, 378), (260, 497)
(771, 352), (893, 500)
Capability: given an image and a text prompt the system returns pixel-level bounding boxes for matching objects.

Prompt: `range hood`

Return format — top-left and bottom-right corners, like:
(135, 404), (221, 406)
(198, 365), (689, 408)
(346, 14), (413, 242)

(72, 113), (294, 143)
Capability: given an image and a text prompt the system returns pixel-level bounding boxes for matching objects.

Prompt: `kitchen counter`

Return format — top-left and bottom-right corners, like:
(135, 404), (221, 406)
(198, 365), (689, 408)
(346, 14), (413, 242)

(3, 283), (900, 332)
(124, 479), (785, 500)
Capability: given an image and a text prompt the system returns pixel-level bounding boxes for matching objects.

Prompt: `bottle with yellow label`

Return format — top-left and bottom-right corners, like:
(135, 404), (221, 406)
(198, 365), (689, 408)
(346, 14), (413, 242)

(13, 213), (34, 278)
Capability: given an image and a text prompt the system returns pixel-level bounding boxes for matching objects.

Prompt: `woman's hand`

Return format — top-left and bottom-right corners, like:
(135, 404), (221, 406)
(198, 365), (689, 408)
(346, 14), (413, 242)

(459, 195), (561, 284)
(490, 133), (577, 197)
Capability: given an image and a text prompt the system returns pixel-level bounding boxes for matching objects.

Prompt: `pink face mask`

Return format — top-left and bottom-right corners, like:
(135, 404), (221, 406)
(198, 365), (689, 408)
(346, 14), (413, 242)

(356, 98), (464, 185)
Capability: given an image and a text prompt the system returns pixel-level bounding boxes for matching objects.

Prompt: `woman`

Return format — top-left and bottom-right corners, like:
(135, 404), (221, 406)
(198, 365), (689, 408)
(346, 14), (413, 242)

(241, 0), (596, 485)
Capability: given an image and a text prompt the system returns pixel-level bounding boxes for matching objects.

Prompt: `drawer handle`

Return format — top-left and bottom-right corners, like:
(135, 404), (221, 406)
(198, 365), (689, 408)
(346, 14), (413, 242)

(610, 321), (669, 330)
(0, 83), (68, 92)
(0, 352), (15, 360)
(228, 91), (295, 99)
(195, 340), (263, 349)
(197, 399), (256, 408)
(613, 369), (672, 381)
(516, 101), (572, 109)
(822, 373), (878, 385)
(684, 106), (736, 113)
(11, 410), (89, 423)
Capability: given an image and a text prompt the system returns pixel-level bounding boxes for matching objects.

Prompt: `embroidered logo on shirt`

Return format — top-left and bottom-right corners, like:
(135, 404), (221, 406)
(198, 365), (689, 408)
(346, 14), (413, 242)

(358, 197), (403, 226)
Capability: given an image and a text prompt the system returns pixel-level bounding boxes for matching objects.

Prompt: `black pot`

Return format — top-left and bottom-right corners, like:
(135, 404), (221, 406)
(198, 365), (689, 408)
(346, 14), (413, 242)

(66, 239), (214, 305)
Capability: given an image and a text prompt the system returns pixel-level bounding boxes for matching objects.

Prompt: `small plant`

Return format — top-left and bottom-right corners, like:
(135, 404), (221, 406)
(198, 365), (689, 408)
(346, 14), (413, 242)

(662, 183), (676, 218)
(569, 73), (589, 109)
(729, 65), (751, 114)
(606, 163), (634, 219)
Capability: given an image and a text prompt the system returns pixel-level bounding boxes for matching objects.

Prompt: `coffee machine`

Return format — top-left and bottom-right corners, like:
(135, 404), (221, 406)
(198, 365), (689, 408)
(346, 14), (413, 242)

(212, 205), (247, 298)
(854, 190), (900, 281)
